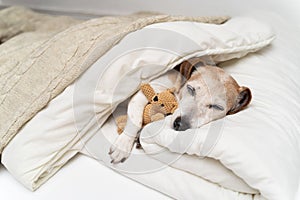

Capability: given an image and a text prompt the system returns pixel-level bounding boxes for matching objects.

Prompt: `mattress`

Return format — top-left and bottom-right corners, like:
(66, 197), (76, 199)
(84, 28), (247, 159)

(1, 7), (300, 200)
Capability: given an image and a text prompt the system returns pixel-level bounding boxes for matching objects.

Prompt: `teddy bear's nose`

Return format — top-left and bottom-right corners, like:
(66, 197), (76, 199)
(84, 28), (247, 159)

(153, 96), (158, 101)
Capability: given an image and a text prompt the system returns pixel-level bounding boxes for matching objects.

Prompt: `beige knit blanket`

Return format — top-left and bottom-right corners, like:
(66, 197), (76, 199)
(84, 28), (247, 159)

(0, 6), (229, 153)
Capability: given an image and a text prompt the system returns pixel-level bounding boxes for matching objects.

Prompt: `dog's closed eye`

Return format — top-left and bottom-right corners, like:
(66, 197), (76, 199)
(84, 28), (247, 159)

(187, 84), (196, 96)
(208, 104), (224, 111)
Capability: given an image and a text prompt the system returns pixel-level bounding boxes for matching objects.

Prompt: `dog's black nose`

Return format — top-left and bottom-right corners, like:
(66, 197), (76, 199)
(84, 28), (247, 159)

(173, 116), (190, 131)
(173, 117), (182, 131)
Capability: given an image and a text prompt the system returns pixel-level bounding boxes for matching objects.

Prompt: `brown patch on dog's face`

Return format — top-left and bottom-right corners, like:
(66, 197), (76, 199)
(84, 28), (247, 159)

(172, 64), (252, 131)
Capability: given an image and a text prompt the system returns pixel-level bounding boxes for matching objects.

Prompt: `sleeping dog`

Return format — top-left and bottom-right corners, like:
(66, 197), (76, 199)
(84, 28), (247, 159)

(109, 57), (252, 164)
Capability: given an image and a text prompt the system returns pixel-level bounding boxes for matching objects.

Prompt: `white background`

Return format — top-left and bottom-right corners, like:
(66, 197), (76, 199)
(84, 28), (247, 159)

(1, 0), (300, 25)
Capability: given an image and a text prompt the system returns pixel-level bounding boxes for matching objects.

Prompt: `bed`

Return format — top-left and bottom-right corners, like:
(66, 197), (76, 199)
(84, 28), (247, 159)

(0, 1), (300, 200)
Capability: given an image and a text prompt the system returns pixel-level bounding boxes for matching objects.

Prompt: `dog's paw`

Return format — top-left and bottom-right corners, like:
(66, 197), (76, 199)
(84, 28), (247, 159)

(109, 134), (135, 164)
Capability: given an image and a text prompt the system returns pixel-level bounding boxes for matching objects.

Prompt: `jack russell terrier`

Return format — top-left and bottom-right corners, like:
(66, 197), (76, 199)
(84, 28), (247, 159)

(109, 57), (252, 164)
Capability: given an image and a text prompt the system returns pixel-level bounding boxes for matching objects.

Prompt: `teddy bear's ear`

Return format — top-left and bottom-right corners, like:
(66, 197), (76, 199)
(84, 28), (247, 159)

(168, 87), (176, 94)
(140, 83), (156, 102)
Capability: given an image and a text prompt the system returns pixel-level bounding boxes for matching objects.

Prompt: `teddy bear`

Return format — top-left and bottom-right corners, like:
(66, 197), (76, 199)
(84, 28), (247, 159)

(115, 83), (178, 135)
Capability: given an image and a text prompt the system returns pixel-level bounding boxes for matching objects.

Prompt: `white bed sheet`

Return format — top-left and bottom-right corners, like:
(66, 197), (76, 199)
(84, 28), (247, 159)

(0, 156), (170, 200)
(0, 157), (299, 200)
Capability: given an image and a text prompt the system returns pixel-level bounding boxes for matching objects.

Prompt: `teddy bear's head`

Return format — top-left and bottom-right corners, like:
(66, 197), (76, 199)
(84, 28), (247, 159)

(116, 84), (179, 135)
(150, 89), (178, 114)
(141, 83), (178, 125)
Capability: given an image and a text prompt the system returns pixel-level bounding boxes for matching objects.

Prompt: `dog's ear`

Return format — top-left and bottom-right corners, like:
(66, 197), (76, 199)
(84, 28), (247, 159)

(178, 61), (196, 80)
(174, 57), (206, 80)
(227, 86), (252, 115)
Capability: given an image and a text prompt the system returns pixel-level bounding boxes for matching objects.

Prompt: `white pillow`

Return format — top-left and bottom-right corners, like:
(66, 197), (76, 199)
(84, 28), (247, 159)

(1, 17), (274, 191)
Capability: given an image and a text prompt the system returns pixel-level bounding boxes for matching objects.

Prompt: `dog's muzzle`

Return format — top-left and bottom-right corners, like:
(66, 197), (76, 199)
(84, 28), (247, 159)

(173, 116), (190, 131)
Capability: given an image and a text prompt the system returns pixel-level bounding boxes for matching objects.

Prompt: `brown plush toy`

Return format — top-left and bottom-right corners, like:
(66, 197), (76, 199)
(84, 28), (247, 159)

(116, 83), (178, 134)
(140, 83), (178, 125)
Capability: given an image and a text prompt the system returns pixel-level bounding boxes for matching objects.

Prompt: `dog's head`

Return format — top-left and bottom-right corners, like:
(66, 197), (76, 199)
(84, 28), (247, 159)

(172, 57), (252, 131)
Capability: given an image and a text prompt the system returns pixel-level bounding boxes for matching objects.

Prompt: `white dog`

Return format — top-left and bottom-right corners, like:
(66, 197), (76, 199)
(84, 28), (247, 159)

(109, 57), (252, 164)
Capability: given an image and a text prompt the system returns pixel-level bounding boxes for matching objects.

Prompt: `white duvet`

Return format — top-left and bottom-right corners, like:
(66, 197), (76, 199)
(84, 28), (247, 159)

(2, 13), (300, 200)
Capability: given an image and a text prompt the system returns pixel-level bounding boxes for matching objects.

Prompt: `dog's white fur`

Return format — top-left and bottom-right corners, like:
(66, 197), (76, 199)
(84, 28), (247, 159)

(109, 57), (251, 164)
